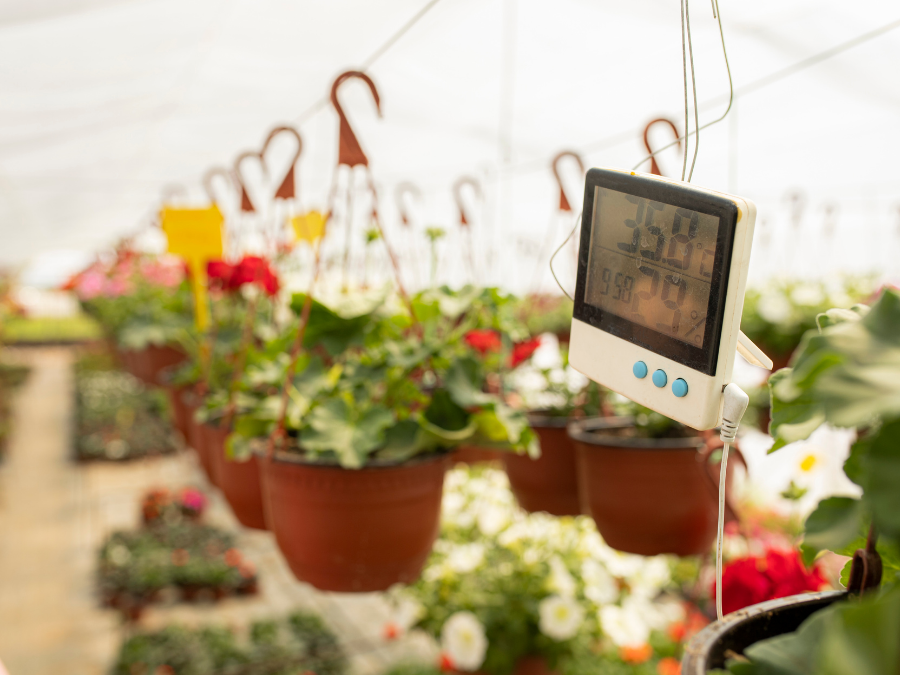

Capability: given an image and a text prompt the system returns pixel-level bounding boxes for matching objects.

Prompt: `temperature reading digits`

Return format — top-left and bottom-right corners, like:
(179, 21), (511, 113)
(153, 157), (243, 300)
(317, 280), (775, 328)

(585, 186), (722, 348)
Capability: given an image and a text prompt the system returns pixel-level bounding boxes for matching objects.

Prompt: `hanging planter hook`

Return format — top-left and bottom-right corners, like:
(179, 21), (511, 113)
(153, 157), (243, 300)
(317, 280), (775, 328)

(453, 176), (482, 227)
(234, 150), (265, 213)
(330, 70), (382, 168)
(261, 125), (303, 200)
(551, 151), (586, 212)
(202, 166), (236, 208)
(395, 182), (421, 227)
(642, 118), (681, 176)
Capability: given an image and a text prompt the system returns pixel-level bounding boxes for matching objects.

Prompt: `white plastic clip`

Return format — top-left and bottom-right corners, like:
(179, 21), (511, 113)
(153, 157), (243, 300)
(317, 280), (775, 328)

(737, 330), (774, 370)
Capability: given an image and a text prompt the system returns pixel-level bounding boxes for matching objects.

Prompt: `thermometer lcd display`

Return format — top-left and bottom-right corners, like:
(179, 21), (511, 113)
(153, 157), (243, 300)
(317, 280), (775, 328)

(584, 186), (720, 348)
(572, 169), (738, 376)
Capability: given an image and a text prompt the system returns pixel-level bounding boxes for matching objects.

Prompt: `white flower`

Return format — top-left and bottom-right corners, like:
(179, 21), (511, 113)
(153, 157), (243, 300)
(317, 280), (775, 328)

(442, 611), (488, 671)
(531, 334), (563, 370)
(582, 559), (618, 605)
(447, 543), (485, 574)
(595, 548), (645, 579)
(442, 492), (466, 516)
(548, 555), (577, 598)
(564, 366), (589, 393)
(599, 604), (650, 648)
(539, 595), (585, 641)
(392, 596), (425, 631)
(628, 557), (671, 599)
(477, 503), (510, 537)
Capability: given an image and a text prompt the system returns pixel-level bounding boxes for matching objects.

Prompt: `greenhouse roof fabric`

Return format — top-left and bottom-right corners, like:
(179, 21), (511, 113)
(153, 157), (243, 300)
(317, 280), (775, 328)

(1, 0), (899, 289)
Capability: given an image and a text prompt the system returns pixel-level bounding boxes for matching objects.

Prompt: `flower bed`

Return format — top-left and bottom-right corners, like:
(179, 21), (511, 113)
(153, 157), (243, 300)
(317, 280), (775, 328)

(387, 466), (705, 675)
(74, 352), (177, 461)
(110, 611), (346, 675)
(0, 361), (30, 461)
(97, 488), (257, 618)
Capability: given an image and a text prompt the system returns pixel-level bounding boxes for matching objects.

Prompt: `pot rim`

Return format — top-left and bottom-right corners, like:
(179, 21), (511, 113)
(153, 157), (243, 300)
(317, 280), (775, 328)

(681, 590), (847, 673)
(527, 411), (578, 428)
(253, 443), (454, 471)
(567, 415), (704, 450)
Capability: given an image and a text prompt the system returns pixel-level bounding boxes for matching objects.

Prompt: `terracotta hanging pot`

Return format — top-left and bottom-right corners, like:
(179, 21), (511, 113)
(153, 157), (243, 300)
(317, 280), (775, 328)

(569, 416), (743, 556)
(196, 421), (223, 488)
(453, 445), (503, 465)
(165, 384), (191, 440)
(141, 344), (186, 386)
(206, 421), (267, 530)
(181, 392), (211, 480)
(259, 449), (450, 592)
(503, 414), (580, 516)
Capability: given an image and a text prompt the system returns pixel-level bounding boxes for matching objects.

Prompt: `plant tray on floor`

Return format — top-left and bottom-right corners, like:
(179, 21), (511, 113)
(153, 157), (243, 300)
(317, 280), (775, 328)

(110, 611), (347, 675)
(97, 520), (258, 619)
(74, 354), (177, 461)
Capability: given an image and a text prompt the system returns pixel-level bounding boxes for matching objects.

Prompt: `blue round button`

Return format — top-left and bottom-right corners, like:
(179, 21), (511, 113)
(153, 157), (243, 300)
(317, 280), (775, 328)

(632, 361), (648, 379)
(672, 378), (689, 398)
(652, 369), (667, 388)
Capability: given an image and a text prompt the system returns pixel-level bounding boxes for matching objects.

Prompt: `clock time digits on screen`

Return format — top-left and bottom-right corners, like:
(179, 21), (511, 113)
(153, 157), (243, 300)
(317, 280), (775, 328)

(584, 186), (721, 348)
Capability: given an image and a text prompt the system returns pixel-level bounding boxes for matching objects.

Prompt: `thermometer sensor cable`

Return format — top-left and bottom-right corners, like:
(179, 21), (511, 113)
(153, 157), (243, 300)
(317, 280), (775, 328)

(716, 383), (750, 622)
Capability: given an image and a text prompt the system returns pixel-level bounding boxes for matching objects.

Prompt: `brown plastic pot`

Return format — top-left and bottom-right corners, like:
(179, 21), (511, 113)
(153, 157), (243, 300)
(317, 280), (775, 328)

(570, 416), (741, 556)
(681, 591), (846, 673)
(165, 385), (191, 440)
(259, 449), (450, 592)
(196, 421), (222, 487)
(503, 414), (580, 516)
(141, 344), (186, 386)
(182, 393), (211, 480)
(454, 445), (503, 465)
(206, 421), (267, 530)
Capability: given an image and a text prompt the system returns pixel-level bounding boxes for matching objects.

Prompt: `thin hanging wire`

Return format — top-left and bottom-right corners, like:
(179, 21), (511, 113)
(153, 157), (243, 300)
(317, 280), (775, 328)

(634, 0), (733, 176)
(549, 210), (582, 301)
(684, 0), (701, 181)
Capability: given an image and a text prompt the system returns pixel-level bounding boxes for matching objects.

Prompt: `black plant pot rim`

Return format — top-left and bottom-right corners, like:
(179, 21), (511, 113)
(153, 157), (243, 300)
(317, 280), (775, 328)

(681, 590), (847, 674)
(567, 415), (704, 450)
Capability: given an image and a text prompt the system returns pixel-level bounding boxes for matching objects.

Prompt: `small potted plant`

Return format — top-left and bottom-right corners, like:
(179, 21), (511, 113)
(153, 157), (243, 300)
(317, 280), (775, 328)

(230, 286), (538, 592)
(388, 465), (695, 675)
(683, 286), (900, 673)
(568, 405), (743, 557)
(504, 335), (606, 516)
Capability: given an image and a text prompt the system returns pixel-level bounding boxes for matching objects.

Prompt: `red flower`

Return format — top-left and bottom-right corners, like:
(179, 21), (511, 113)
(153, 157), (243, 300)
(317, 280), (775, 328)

(713, 549), (827, 615)
(231, 256), (280, 296)
(383, 622), (399, 641)
(207, 259), (235, 291)
(465, 329), (502, 354)
(438, 653), (455, 672)
(510, 338), (541, 367)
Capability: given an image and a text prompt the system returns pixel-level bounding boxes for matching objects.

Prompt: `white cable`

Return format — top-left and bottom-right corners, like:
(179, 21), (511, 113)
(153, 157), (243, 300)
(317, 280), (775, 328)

(716, 383), (749, 621)
(716, 441), (730, 621)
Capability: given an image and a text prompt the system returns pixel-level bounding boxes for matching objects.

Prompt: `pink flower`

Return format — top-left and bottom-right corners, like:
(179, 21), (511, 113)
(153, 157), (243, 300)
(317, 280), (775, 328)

(179, 487), (207, 515)
(75, 271), (105, 300)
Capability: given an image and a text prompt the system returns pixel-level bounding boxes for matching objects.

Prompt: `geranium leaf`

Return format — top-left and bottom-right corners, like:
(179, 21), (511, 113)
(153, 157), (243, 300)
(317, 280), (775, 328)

(445, 358), (493, 409)
(801, 497), (865, 564)
(769, 368), (826, 452)
(300, 398), (395, 469)
(859, 416), (900, 541)
(424, 389), (470, 432)
(818, 587), (900, 675)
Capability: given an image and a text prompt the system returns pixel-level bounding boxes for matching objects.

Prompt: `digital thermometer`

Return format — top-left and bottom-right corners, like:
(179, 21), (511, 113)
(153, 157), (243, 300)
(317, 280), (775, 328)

(569, 167), (771, 430)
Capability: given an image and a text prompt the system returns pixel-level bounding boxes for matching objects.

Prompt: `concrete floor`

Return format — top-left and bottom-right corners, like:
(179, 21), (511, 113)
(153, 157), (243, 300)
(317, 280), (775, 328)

(0, 347), (435, 675)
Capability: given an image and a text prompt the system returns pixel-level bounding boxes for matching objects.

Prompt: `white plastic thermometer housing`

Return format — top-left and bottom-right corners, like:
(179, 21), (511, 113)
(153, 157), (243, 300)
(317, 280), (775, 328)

(569, 167), (758, 430)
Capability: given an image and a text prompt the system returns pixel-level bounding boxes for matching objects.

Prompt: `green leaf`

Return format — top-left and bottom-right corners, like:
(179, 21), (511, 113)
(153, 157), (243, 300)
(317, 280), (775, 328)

(423, 389), (470, 433)
(859, 416), (900, 541)
(300, 398), (394, 469)
(288, 292), (384, 354)
(444, 357), (493, 409)
(801, 497), (865, 564)
(768, 368), (826, 452)
(377, 419), (431, 462)
(818, 586), (900, 675)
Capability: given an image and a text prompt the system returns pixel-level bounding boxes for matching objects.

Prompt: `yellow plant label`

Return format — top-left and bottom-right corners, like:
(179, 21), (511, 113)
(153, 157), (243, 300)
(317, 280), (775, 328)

(160, 205), (225, 330)
(161, 206), (224, 259)
(291, 211), (327, 244)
